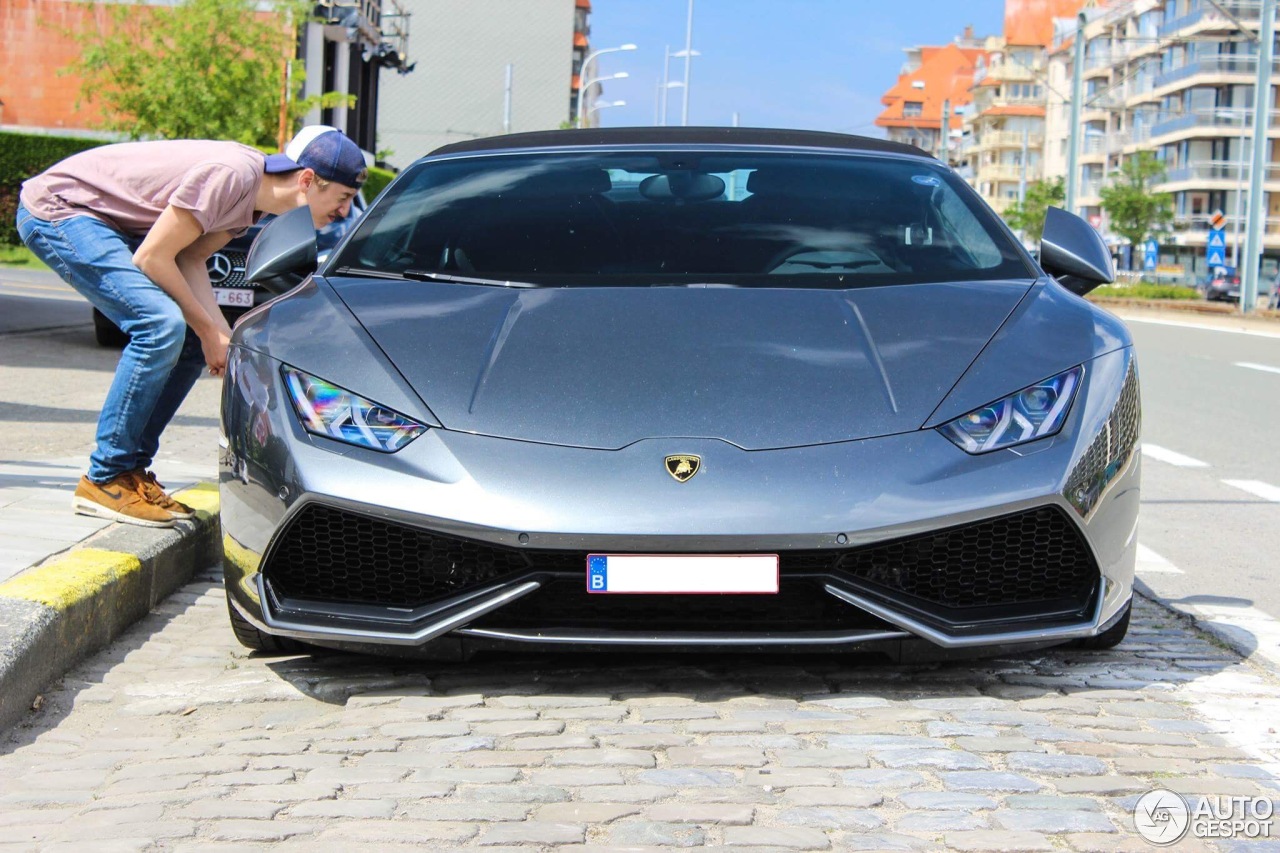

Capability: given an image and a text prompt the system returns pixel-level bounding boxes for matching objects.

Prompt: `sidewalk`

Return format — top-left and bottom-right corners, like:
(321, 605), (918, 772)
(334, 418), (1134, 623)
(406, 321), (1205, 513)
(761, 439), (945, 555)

(0, 456), (214, 584)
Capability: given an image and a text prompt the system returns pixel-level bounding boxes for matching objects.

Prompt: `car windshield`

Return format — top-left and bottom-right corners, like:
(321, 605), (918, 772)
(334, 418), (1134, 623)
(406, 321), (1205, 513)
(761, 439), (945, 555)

(330, 150), (1034, 288)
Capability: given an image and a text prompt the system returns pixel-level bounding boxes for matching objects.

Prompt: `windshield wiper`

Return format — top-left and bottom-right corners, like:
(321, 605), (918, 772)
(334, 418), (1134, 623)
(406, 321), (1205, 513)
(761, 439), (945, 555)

(403, 270), (540, 289)
(332, 267), (407, 280)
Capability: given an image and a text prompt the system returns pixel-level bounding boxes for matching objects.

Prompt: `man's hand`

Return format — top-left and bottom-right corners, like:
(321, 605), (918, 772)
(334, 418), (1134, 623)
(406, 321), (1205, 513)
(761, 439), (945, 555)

(200, 327), (231, 376)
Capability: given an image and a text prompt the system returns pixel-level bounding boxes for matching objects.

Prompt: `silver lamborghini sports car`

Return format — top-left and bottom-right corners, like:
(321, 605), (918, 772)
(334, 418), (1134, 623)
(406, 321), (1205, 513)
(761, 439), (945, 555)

(220, 128), (1139, 660)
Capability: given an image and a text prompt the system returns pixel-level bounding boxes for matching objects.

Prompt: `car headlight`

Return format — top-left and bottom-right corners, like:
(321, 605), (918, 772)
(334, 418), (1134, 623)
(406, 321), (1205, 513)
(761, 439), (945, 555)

(282, 367), (427, 452)
(938, 366), (1082, 454)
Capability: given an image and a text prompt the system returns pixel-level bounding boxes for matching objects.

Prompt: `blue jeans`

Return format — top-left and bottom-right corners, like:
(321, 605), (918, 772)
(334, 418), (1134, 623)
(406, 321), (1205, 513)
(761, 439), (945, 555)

(16, 204), (205, 483)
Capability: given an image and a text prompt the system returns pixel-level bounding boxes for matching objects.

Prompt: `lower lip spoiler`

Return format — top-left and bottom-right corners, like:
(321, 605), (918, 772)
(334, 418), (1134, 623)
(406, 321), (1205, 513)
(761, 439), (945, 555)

(247, 574), (1110, 649)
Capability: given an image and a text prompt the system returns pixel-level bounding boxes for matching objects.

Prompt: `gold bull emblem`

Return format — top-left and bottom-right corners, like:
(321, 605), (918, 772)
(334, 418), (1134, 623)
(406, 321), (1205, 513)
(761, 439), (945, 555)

(665, 455), (701, 482)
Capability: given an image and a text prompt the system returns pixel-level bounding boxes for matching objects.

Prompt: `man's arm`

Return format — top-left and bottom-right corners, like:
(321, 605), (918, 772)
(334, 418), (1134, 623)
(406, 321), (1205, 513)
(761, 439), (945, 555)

(176, 229), (234, 339)
(132, 206), (232, 374)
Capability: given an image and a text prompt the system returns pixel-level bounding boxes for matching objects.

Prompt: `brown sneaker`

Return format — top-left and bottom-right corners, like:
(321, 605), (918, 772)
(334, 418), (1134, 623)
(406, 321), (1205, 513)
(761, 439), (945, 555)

(135, 470), (196, 520)
(72, 473), (176, 528)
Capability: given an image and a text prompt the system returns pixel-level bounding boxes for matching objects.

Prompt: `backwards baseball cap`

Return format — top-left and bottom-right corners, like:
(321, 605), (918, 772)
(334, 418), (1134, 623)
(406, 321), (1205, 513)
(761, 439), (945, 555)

(264, 125), (367, 188)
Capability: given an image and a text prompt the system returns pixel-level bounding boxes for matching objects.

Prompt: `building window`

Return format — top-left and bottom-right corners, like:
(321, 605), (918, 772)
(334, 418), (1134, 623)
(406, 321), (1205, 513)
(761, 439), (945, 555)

(903, 101), (923, 117)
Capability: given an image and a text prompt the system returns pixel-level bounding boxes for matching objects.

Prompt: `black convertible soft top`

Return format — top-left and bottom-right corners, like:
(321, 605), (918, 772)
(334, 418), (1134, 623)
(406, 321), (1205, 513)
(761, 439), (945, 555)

(431, 127), (932, 159)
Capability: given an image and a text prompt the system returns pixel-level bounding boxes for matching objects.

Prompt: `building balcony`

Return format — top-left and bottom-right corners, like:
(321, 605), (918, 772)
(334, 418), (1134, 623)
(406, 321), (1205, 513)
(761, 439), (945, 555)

(1156, 161), (1280, 189)
(979, 163), (1041, 183)
(1150, 108), (1280, 142)
(978, 130), (1045, 150)
(973, 61), (1045, 86)
(1153, 55), (1280, 91)
(1172, 214), (1280, 246)
(1159, 1), (1263, 37)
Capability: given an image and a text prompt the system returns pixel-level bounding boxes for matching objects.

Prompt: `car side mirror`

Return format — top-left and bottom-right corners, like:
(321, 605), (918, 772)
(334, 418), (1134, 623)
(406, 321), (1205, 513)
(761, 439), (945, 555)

(245, 205), (318, 295)
(1039, 206), (1114, 296)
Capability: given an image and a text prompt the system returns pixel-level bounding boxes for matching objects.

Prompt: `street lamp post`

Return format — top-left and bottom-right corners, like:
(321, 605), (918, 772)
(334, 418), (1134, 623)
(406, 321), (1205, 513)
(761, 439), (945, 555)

(588, 100), (627, 122)
(681, 0), (695, 126)
(579, 72), (629, 128)
(576, 44), (637, 129)
(659, 80), (684, 126)
(1218, 108), (1249, 268)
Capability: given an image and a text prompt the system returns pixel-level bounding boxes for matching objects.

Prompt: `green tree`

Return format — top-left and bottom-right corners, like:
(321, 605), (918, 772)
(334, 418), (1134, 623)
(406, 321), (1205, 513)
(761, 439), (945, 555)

(1101, 151), (1174, 269)
(64, 0), (350, 147)
(1003, 177), (1065, 240)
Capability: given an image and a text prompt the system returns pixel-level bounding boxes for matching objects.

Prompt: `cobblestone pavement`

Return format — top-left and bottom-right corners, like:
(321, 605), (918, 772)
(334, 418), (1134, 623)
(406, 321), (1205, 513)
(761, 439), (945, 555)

(2, 569), (1279, 852)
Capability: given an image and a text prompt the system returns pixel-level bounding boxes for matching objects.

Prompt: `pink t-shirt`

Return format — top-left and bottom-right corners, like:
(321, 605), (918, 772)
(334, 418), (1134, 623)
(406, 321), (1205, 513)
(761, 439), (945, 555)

(20, 140), (267, 237)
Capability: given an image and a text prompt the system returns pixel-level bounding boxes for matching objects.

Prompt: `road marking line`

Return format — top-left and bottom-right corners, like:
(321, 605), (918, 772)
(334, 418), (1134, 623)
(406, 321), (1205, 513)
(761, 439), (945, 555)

(1136, 543), (1183, 575)
(1235, 362), (1280, 376)
(1123, 316), (1280, 340)
(1223, 480), (1280, 502)
(1142, 444), (1210, 468)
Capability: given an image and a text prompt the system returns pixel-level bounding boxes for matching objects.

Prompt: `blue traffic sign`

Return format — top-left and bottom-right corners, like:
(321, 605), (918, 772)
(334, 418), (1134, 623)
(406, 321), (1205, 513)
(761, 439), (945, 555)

(1143, 239), (1158, 272)
(1206, 228), (1227, 267)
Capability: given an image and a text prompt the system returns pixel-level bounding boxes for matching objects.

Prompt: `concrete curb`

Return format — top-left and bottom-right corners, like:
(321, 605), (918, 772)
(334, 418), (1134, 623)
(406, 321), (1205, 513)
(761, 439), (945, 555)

(1089, 296), (1280, 320)
(0, 483), (220, 732)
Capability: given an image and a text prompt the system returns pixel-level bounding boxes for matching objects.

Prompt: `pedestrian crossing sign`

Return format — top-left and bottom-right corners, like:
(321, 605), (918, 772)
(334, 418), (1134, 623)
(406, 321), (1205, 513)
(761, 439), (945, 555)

(1206, 227), (1227, 267)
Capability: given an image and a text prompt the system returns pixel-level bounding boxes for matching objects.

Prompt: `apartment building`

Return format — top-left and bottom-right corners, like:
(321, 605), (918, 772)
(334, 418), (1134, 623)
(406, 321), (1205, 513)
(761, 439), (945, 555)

(1044, 0), (1280, 274)
(377, 0), (591, 168)
(875, 28), (988, 164)
(0, 0), (410, 153)
(960, 0), (1087, 215)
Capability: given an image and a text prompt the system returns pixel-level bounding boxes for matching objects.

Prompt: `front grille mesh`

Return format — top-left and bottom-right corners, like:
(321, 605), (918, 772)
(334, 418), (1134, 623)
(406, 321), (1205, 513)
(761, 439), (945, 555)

(263, 504), (1098, 620)
(266, 504), (532, 605)
(835, 506), (1096, 610)
(208, 250), (250, 289)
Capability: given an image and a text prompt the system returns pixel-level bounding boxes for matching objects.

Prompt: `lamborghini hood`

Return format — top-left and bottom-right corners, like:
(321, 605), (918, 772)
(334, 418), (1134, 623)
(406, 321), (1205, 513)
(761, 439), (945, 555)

(327, 278), (1032, 450)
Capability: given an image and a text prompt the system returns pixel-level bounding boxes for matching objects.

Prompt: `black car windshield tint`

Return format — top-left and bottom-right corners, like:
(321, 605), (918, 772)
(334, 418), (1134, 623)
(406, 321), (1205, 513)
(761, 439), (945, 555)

(331, 151), (1034, 287)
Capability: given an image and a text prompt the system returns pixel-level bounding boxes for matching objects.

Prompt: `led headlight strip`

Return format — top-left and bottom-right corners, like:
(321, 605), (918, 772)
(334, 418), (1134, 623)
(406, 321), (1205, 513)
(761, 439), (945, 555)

(283, 367), (427, 452)
(938, 366), (1082, 454)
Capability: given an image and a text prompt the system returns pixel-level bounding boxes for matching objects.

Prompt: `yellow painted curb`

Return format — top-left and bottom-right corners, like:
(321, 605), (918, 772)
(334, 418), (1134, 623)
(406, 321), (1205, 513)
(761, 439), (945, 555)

(0, 549), (143, 611)
(174, 482), (220, 515)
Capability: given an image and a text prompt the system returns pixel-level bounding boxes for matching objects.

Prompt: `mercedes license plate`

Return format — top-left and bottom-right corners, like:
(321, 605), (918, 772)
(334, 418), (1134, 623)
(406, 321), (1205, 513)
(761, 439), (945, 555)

(214, 288), (254, 308)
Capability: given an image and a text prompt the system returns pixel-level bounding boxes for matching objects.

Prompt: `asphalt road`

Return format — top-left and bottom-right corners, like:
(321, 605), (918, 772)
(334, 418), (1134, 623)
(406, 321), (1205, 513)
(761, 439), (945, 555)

(1115, 310), (1280, 623)
(0, 267), (87, 334)
(3, 267), (1278, 623)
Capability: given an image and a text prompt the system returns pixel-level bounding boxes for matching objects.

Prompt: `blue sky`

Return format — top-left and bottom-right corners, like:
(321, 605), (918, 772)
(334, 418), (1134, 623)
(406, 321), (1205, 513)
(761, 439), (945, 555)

(587, 0), (1005, 135)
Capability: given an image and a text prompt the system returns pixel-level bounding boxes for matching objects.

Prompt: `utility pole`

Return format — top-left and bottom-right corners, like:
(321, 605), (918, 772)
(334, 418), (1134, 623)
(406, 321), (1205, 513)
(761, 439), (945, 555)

(1240, 0), (1276, 313)
(661, 46), (671, 126)
(1064, 11), (1087, 215)
(940, 99), (950, 163)
(1018, 127), (1029, 205)
(503, 64), (513, 134)
(681, 0), (694, 126)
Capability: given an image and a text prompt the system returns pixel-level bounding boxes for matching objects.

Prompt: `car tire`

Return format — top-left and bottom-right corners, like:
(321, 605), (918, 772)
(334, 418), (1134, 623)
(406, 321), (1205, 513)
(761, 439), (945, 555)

(1072, 600), (1131, 650)
(92, 309), (130, 348)
(227, 597), (307, 654)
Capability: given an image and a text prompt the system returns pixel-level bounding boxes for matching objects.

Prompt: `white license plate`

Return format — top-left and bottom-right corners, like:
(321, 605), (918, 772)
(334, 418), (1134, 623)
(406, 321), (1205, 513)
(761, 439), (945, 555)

(586, 554), (779, 594)
(214, 288), (255, 307)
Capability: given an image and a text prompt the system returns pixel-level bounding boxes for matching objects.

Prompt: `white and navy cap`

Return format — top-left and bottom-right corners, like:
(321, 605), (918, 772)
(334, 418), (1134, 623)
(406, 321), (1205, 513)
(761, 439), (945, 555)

(264, 125), (367, 188)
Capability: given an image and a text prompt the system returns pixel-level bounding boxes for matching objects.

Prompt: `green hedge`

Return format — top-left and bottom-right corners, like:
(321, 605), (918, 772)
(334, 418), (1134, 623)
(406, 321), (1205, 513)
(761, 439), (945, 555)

(0, 132), (108, 245)
(363, 165), (396, 204)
